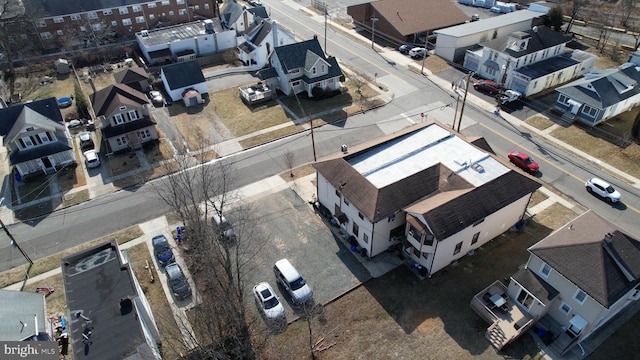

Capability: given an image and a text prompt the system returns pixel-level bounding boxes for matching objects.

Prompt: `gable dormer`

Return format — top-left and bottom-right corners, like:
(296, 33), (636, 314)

(304, 49), (329, 78)
(507, 31), (531, 52)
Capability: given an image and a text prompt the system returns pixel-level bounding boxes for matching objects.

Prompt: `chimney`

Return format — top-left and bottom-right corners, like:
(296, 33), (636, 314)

(272, 20), (278, 46)
(87, 76), (97, 94)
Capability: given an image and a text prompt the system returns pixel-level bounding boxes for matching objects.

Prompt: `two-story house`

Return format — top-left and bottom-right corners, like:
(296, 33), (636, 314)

(236, 18), (296, 68)
(25, 0), (218, 49)
(553, 51), (640, 127)
(463, 25), (597, 96)
(0, 97), (76, 179)
(258, 36), (343, 98)
(313, 121), (540, 277)
(472, 210), (640, 354)
(91, 84), (159, 154)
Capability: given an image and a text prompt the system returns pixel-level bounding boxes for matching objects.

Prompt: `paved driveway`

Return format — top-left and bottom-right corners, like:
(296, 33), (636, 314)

(244, 188), (371, 317)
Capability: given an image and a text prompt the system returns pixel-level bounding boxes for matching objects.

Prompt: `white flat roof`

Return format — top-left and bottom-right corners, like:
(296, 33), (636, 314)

(434, 10), (542, 37)
(348, 124), (509, 188)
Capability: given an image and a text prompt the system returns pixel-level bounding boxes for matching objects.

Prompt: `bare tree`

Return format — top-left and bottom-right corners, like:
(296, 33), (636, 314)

(594, 7), (619, 53)
(619, 0), (637, 28)
(150, 138), (266, 359)
(564, 0), (591, 34)
(297, 299), (330, 359)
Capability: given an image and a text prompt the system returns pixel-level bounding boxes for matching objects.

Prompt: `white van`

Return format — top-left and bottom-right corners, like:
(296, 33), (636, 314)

(273, 259), (312, 304)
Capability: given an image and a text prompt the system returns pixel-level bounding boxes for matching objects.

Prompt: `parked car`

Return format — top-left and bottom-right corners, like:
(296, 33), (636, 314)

(67, 119), (83, 130)
(508, 150), (539, 174)
(398, 44), (411, 54)
(273, 258), (313, 304)
(83, 150), (101, 168)
(212, 212), (236, 244)
(470, 14), (480, 22)
(79, 132), (94, 151)
(165, 263), (191, 301)
(152, 235), (175, 267)
(585, 177), (621, 203)
(473, 80), (502, 94)
(409, 47), (427, 59)
(253, 282), (286, 321)
(149, 90), (164, 104)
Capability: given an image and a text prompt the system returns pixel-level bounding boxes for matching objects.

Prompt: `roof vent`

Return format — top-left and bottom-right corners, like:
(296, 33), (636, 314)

(141, 30), (148, 37)
(532, 26), (538, 32)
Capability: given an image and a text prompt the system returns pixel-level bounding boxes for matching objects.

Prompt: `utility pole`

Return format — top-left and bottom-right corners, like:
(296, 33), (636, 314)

(324, 4), (328, 55)
(456, 72), (474, 132)
(370, 11), (378, 49)
(0, 218), (33, 265)
(290, 82), (317, 161)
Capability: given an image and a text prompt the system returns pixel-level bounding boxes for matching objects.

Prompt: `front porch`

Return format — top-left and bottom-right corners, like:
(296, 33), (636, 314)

(471, 280), (536, 350)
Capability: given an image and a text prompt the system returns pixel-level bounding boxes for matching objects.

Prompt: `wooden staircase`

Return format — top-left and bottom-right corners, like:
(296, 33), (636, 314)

(485, 322), (509, 350)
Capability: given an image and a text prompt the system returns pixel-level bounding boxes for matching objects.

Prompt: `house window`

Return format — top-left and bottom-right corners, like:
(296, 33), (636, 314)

(290, 68), (301, 74)
(113, 114), (125, 124)
(363, 233), (368, 243)
(103, 9), (112, 15)
(80, 26), (87, 32)
(169, 11), (174, 16)
(343, 198), (349, 206)
(119, 8), (128, 15)
(20, 137), (34, 148)
(92, 23), (102, 31)
(352, 223), (359, 236)
(472, 218), (484, 227)
(136, 16), (145, 23)
(70, 14), (81, 21)
(517, 289), (534, 309)
(87, 12), (98, 19)
(177, 0), (185, 4)
(179, 9), (187, 16)
(574, 290), (587, 304)
(328, 78), (334, 83)
(388, 214), (395, 222)
(424, 234), (434, 246)
(408, 225), (422, 242)
(582, 105), (598, 118)
(358, 212), (363, 220)
(204, 3), (210, 9)
(128, 110), (139, 120)
(540, 263), (551, 278)
(139, 129), (151, 139)
(36, 20), (46, 27)
(471, 232), (480, 245)
(453, 241), (462, 255)
(321, 65), (325, 72)
(413, 247), (420, 257)
(53, 17), (64, 23)
(312, 67), (317, 74)
(291, 80), (301, 87)
(116, 136), (128, 146)
(40, 32), (52, 39)
(560, 302), (572, 315)
(148, 3), (157, 8)
(56, 29), (64, 36)
(194, 5), (199, 10)
(111, 21), (118, 26)
(40, 132), (53, 143)
(335, 189), (340, 197)
(162, 0), (170, 5)
(119, 106), (127, 111)
(133, 5), (142, 12)
(122, 18), (132, 26)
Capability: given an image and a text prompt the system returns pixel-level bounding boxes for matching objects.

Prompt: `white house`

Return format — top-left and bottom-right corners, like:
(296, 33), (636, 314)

(313, 121), (540, 277)
(136, 19), (236, 65)
(258, 36), (343, 98)
(236, 19), (295, 68)
(160, 60), (208, 105)
(472, 210), (640, 353)
(553, 51), (640, 127)
(434, 9), (545, 63)
(221, 0), (269, 35)
(463, 25), (596, 96)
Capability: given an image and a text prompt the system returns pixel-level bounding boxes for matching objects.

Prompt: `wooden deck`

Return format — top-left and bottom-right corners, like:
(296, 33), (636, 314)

(470, 280), (536, 350)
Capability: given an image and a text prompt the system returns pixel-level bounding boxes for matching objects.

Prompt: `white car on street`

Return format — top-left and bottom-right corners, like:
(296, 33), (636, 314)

(585, 177), (621, 203)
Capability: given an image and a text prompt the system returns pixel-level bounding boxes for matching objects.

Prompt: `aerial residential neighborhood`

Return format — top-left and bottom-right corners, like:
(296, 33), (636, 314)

(0, 0), (639, 359)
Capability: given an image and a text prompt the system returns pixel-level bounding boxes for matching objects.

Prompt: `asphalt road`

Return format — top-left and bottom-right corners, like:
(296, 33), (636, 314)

(2, 0), (639, 271)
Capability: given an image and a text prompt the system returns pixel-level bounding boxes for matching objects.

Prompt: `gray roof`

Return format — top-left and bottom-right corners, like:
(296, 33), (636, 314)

(556, 63), (640, 109)
(0, 97), (64, 136)
(515, 52), (580, 80)
(435, 10), (543, 37)
(247, 6), (268, 19)
(257, 67), (278, 80)
(61, 240), (159, 360)
(161, 60), (206, 90)
(245, 18), (273, 48)
(273, 37), (342, 81)
(221, 0), (245, 26)
(0, 289), (48, 341)
(511, 268), (559, 305)
(481, 25), (571, 58)
(529, 210), (640, 308)
(26, 0), (150, 17)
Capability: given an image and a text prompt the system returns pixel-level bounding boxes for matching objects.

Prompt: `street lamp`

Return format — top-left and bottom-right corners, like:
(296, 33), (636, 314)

(370, 11), (378, 49)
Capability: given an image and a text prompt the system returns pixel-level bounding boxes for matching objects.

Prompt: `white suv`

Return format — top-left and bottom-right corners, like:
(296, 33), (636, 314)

(585, 178), (621, 203)
(273, 259), (312, 304)
(409, 47), (426, 59)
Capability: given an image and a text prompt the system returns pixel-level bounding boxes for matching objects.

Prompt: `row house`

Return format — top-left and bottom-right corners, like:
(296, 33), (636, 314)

(463, 25), (597, 96)
(26, 0), (218, 48)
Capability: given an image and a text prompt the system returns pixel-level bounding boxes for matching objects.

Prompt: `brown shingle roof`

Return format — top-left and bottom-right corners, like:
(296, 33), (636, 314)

(90, 84), (149, 117)
(371, 0), (469, 36)
(529, 211), (640, 308)
(113, 68), (149, 85)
